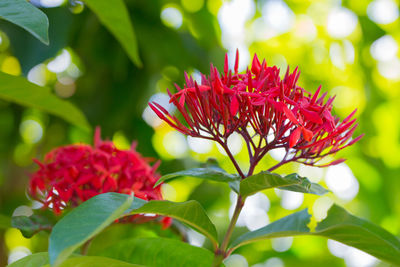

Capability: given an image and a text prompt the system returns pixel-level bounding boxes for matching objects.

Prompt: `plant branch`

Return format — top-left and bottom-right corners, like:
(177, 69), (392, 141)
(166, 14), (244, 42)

(218, 139), (245, 178)
(213, 195), (244, 267)
(267, 150), (290, 172)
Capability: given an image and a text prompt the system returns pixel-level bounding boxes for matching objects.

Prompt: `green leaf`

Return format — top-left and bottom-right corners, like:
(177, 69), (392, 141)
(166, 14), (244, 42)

(230, 209), (311, 249)
(0, 214), (11, 229)
(0, 72), (90, 131)
(12, 215), (52, 238)
(7, 253), (142, 267)
(240, 172), (328, 198)
(155, 167), (239, 187)
(7, 252), (49, 267)
(230, 205), (400, 265)
(128, 199), (218, 247)
(54, 256), (142, 267)
(49, 193), (133, 267)
(0, 0), (49, 44)
(314, 204), (400, 265)
(228, 180), (240, 194)
(279, 182), (329, 195)
(103, 237), (215, 267)
(83, 0), (141, 67)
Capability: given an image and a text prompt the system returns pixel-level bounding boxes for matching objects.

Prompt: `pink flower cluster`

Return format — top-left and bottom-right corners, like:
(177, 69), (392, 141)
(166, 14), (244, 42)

(150, 51), (363, 170)
(29, 128), (164, 216)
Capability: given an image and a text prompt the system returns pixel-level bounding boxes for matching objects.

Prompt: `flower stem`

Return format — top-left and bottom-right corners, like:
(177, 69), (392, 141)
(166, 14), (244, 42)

(219, 139), (245, 178)
(213, 195), (244, 267)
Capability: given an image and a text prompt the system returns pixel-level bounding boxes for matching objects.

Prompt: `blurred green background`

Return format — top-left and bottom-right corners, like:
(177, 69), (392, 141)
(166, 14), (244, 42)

(0, 0), (399, 266)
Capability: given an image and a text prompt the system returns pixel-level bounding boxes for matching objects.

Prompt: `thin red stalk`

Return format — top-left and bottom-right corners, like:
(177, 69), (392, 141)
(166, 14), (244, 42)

(217, 138), (245, 178)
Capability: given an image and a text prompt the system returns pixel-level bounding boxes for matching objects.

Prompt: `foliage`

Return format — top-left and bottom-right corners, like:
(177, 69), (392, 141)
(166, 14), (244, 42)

(1, 1), (400, 267)
(0, 0), (49, 44)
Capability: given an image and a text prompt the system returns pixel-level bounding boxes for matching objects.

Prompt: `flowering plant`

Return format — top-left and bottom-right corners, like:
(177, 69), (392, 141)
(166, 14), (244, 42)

(29, 127), (164, 213)
(11, 54), (400, 267)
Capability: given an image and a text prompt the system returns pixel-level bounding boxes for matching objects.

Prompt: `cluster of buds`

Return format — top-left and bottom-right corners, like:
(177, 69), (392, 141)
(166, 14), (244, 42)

(29, 127), (171, 227)
(149, 51), (363, 173)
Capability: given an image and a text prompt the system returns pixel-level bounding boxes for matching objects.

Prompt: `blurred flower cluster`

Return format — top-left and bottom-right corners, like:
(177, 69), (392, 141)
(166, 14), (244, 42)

(150, 52), (363, 172)
(29, 127), (163, 214)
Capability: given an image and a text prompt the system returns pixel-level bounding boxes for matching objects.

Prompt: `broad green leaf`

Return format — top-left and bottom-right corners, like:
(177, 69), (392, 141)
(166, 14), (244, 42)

(279, 182), (329, 195)
(230, 209), (311, 250)
(0, 214), (11, 229)
(12, 215), (52, 238)
(314, 204), (400, 265)
(83, 0), (141, 67)
(228, 180), (240, 194)
(0, 0), (49, 44)
(230, 205), (400, 265)
(240, 172), (328, 197)
(53, 256), (142, 267)
(103, 237), (215, 267)
(7, 253), (142, 267)
(155, 167), (239, 187)
(128, 199), (218, 247)
(240, 172), (300, 197)
(0, 72), (91, 131)
(49, 193), (133, 267)
(7, 252), (49, 267)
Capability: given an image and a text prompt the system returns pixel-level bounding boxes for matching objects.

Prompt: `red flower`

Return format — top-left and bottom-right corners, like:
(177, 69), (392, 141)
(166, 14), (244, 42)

(149, 61), (245, 140)
(29, 127), (171, 228)
(149, 51), (363, 171)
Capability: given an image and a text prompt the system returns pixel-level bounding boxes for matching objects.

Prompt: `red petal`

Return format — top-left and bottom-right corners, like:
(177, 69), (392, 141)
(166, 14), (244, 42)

(251, 54), (261, 75)
(302, 108), (323, 124)
(289, 127), (302, 148)
(224, 53), (229, 74)
(311, 85), (321, 104)
(234, 49), (239, 74)
(282, 105), (298, 124)
(178, 94), (185, 107)
(213, 77), (224, 95)
(301, 127), (313, 141)
(230, 95), (239, 116)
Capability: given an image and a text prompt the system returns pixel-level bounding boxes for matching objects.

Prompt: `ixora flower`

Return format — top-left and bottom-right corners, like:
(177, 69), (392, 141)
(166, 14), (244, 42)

(149, 51), (363, 174)
(29, 127), (171, 227)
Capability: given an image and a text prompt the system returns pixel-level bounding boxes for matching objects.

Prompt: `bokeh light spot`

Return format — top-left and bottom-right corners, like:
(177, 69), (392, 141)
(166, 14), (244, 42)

(367, 0), (399, 25)
(325, 163), (359, 201)
(370, 35), (398, 62)
(20, 119), (43, 144)
(27, 64), (48, 86)
(187, 136), (213, 154)
(162, 131), (188, 157)
(161, 6), (183, 29)
(1, 56), (21, 76)
(280, 190), (304, 210)
(181, 0), (204, 13)
(272, 237), (293, 252)
(262, 0), (295, 34)
(326, 7), (357, 38)
(217, 132), (243, 156)
(47, 49), (72, 73)
(230, 192), (270, 230)
(40, 0), (65, 8)
(224, 254), (248, 267)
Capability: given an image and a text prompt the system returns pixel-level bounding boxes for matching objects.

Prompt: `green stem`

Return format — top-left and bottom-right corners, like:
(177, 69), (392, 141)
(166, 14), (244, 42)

(212, 140), (257, 266)
(213, 195), (244, 267)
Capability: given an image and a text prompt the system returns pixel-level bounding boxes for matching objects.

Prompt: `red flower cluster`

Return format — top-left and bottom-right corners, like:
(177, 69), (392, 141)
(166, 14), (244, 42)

(29, 127), (170, 226)
(149, 51), (363, 171)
